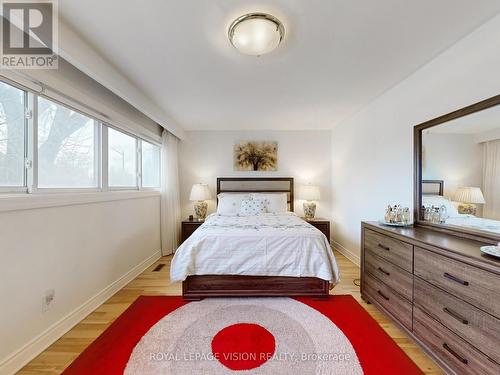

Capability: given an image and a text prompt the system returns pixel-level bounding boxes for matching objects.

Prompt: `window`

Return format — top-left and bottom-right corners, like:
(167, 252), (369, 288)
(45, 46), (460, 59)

(37, 97), (98, 188)
(0, 77), (161, 196)
(108, 127), (137, 187)
(141, 141), (160, 188)
(0, 81), (26, 187)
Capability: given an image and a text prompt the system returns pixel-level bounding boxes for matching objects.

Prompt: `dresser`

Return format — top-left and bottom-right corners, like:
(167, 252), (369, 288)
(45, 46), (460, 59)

(361, 222), (500, 375)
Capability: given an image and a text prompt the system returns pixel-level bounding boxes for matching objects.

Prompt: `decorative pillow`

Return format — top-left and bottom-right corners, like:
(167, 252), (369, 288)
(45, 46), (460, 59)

(240, 197), (267, 215)
(217, 193), (250, 215)
(250, 193), (288, 213)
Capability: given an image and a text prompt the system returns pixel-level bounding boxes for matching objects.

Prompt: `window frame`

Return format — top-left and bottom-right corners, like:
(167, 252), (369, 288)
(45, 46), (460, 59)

(34, 95), (102, 193)
(140, 139), (161, 190)
(0, 80), (30, 193)
(106, 125), (140, 191)
(0, 77), (161, 197)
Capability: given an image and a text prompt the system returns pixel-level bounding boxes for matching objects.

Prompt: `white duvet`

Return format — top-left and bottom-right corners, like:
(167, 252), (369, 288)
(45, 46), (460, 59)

(170, 212), (340, 284)
(445, 214), (500, 235)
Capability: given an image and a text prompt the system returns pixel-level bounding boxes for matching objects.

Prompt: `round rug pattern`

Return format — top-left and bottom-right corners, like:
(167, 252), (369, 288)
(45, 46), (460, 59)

(211, 323), (276, 370)
(125, 298), (363, 374)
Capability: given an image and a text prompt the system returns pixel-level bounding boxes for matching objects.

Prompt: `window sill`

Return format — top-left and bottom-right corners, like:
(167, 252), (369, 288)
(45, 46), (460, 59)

(0, 190), (160, 213)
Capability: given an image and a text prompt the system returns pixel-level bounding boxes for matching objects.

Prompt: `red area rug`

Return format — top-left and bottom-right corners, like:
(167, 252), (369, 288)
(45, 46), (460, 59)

(63, 295), (424, 374)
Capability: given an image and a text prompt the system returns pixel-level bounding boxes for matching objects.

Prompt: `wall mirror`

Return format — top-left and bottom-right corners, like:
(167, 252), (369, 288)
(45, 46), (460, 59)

(415, 95), (500, 243)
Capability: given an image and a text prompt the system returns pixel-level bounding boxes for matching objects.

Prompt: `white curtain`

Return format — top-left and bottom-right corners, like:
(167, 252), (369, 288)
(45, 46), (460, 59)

(483, 139), (500, 220)
(160, 130), (181, 255)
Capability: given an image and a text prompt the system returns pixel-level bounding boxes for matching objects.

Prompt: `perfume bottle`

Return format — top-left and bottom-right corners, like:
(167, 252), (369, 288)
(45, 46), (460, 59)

(396, 205), (403, 223)
(431, 207), (440, 223)
(439, 205), (447, 224)
(424, 207), (432, 221)
(385, 205), (391, 223)
(402, 207), (410, 224)
(389, 207), (396, 223)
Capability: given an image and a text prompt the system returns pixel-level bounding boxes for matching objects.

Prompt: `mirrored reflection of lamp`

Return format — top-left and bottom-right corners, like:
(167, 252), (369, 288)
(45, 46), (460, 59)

(453, 187), (485, 216)
(190, 183), (211, 220)
(302, 185), (320, 219)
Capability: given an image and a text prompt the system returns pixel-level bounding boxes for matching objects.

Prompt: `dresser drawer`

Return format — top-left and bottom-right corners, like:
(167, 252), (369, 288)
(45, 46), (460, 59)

(414, 307), (500, 375)
(364, 250), (413, 300)
(414, 247), (500, 318)
(414, 277), (500, 365)
(364, 229), (413, 272)
(363, 272), (412, 330)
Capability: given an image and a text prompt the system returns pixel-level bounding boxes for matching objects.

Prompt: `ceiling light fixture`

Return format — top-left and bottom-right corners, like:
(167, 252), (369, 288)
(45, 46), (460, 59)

(228, 13), (285, 56)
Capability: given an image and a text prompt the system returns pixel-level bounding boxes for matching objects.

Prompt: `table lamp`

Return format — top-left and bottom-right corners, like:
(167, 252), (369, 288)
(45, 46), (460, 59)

(453, 187), (485, 216)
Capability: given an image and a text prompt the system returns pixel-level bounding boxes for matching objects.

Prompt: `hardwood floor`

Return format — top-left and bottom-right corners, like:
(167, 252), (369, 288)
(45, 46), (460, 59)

(18, 251), (443, 374)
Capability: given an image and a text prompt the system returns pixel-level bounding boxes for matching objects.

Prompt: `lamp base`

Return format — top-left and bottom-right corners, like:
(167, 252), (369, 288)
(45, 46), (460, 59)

(303, 201), (317, 219)
(457, 203), (477, 216)
(194, 200), (208, 220)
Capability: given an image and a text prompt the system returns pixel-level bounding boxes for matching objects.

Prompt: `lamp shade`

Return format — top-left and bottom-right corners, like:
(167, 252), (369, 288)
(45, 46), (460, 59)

(302, 185), (320, 201)
(189, 184), (211, 201)
(453, 187), (485, 204)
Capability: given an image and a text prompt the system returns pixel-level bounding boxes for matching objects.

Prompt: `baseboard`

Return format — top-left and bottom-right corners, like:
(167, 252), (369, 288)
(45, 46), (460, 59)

(0, 250), (162, 375)
(331, 239), (360, 267)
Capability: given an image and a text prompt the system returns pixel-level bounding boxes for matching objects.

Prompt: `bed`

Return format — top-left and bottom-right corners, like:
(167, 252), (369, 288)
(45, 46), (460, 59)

(422, 180), (500, 235)
(171, 177), (339, 300)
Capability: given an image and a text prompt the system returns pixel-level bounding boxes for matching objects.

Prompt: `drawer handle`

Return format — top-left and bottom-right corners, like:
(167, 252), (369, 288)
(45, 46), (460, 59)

(443, 307), (469, 325)
(442, 343), (468, 364)
(377, 267), (390, 276)
(377, 243), (390, 251)
(377, 290), (390, 301)
(443, 272), (469, 286)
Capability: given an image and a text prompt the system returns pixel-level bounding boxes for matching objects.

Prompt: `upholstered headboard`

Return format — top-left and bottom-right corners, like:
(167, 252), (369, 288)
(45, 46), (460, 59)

(216, 177), (294, 211)
(422, 180), (444, 196)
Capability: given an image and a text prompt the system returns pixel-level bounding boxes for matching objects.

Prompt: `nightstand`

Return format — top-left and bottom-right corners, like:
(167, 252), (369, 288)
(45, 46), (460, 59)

(303, 218), (330, 243)
(181, 219), (204, 243)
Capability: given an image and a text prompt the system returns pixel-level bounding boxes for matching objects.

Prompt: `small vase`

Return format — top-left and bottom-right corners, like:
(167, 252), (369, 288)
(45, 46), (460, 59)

(303, 201), (317, 219)
(194, 200), (208, 220)
(457, 203), (477, 216)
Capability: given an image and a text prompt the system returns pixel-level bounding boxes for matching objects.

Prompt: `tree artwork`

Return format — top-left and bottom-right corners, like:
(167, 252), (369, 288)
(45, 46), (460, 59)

(234, 141), (278, 171)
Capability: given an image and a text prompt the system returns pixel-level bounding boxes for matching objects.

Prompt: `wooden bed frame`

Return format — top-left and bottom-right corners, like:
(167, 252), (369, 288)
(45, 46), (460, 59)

(182, 177), (330, 300)
(422, 179), (444, 196)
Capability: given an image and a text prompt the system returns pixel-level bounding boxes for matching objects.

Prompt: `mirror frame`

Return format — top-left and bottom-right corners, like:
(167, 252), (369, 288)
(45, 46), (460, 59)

(414, 94), (500, 244)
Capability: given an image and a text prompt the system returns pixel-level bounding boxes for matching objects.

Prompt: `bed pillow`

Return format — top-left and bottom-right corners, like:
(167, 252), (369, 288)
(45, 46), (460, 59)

(217, 193), (250, 215)
(422, 195), (460, 217)
(240, 197), (267, 215)
(250, 193), (288, 213)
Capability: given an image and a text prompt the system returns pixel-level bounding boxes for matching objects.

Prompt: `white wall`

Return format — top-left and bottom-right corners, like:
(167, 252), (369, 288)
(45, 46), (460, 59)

(0, 195), (161, 373)
(423, 133), (483, 198)
(331, 13), (500, 259)
(179, 130), (332, 220)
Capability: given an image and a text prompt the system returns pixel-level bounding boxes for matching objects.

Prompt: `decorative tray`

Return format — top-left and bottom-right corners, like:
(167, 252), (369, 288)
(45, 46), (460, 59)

(379, 220), (413, 227)
(480, 246), (500, 258)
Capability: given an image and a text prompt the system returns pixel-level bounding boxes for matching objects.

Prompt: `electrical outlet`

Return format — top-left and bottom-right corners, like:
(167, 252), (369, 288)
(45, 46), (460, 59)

(42, 289), (55, 312)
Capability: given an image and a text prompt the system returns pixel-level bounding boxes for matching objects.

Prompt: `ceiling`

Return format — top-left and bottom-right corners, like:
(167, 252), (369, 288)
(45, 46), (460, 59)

(59, 0), (500, 131)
